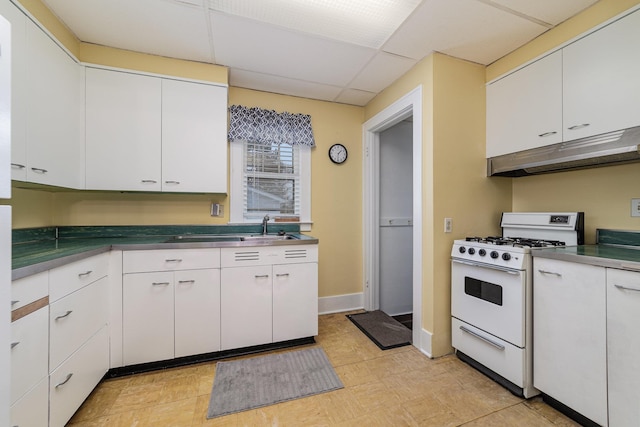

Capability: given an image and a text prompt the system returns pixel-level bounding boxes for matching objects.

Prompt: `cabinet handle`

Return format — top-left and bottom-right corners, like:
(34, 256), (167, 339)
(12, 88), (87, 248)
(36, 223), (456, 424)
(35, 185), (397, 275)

(31, 167), (48, 174)
(55, 373), (73, 388)
(459, 325), (505, 350)
(78, 270), (93, 277)
(178, 280), (195, 284)
(254, 274), (269, 278)
(276, 273), (290, 277)
(11, 341), (19, 349)
(11, 163), (25, 169)
(165, 259), (182, 263)
(614, 284), (640, 292)
(538, 269), (562, 277)
(141, 179), (157, 184)
(55, 310), (73, 320)
(152, 282), (171, 286)
(11, 300), (19, 306)
(538, 131), (557, 138)
(164, 180), (180, 185)
(567, 123), (590, 130)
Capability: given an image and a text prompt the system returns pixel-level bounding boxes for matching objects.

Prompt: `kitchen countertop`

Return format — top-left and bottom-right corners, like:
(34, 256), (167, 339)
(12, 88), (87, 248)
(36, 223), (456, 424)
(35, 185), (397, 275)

(12, 225), (318, 280)
(531, 244), (640, 271)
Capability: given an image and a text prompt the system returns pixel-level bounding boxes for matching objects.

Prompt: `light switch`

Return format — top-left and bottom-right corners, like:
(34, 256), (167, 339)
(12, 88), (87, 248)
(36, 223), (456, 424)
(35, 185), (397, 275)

(444, 218), (452, 233)
(631, 199), (640, 217)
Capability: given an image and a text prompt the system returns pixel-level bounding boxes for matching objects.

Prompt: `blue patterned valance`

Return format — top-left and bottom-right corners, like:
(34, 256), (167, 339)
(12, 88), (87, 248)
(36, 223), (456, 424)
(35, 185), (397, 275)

(228, 105), (315, 147)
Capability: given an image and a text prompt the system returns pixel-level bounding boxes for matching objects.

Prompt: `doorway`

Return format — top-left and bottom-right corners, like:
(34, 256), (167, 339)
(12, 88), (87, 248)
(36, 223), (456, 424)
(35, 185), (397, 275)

(363, 86), (424, 353)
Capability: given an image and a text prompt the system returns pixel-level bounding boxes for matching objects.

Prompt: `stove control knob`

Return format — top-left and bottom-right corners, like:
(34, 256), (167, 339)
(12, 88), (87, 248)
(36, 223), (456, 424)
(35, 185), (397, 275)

(468, 248), (475, 255)
(502, 253), (511, 261)
(458, 246), (466, 254)
(478, 249), (486, 256)
(490, 251), (499, 259)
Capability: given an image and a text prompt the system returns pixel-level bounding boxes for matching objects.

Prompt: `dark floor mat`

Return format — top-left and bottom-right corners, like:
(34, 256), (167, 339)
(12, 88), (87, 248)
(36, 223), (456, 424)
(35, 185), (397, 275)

(347, 310), (412, 350)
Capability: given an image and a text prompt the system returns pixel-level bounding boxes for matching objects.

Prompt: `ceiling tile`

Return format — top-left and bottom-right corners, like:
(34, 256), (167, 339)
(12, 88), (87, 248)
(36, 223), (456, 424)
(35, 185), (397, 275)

(487, 0), (599, 25)
(210, 12), (376, 87)
(42, 0), (213, 62)
(230, 69), (343, 103)
(349, 52), (417, 93)
(382, 0), (548, 65)
(334, 89), (377, 106)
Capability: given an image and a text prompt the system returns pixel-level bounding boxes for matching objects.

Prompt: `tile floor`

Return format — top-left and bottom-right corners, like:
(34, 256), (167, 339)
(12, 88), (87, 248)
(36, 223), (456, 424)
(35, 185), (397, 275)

(67, 312), (579, 426)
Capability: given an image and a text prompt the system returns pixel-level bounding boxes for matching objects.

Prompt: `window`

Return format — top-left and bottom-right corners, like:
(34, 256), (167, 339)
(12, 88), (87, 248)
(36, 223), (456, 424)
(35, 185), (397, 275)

(230, 141), (311, 229)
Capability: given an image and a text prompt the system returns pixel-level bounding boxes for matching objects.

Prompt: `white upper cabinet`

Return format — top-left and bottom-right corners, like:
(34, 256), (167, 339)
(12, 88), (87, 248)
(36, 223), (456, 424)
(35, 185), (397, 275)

(563, 9), (640, 140)
(162, 79), (228, 193)
(85, 68), (162, 191)
(486, 51), (562, 158)
(25, 22), (84, 189)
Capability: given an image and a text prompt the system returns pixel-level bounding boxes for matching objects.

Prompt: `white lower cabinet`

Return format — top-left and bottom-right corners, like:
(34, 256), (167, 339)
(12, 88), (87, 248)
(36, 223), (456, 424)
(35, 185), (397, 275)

(533, 258), (607, 426)
(10, 377), (49, 427)
(273, 262), (318, 342)
(606, 268), (640, 427)
(49, 326), (109, 427)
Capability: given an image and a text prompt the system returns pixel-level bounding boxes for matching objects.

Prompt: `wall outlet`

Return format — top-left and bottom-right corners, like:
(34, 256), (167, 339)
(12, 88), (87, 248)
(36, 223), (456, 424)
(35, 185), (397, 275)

(444, 217), (452, 233)
(631, 199), (640, 217)
(211, 203), (224, 217)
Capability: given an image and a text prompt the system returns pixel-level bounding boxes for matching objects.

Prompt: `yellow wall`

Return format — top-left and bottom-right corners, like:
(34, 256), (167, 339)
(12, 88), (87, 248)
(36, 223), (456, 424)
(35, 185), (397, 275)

(488, 0), (640, 243)
(365, 54), (512, 356)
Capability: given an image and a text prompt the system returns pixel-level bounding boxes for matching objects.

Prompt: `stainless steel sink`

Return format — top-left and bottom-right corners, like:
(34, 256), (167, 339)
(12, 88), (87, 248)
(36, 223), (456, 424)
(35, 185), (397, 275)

(164, 234), (297, 243)
(240, 235), (297, 242)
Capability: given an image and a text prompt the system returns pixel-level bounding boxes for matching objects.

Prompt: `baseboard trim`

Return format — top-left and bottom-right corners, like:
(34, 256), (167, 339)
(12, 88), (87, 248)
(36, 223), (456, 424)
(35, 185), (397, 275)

(318, 293), (363, 315)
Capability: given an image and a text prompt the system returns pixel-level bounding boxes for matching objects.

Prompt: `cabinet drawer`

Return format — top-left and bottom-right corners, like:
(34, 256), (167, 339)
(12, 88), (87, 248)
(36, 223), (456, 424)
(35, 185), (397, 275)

(123, 248), (220, 273)
(11, 306), (48, 405)
(50, 326), (109, 427)
(49, 253), (109, 302)
(11, 376), (49, 427)
(11, 270), (48, 311)
(50, 277), (109, 371)
(221, 245), (318, 267)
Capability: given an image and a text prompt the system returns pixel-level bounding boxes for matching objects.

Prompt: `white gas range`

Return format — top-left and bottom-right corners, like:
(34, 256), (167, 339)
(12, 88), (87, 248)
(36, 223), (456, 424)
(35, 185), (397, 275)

(451, 212), (584, 398)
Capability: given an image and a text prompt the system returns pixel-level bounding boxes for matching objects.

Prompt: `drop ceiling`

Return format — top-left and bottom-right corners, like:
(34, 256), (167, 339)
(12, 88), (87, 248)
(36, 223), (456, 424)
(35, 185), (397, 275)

(40, 0), (599, 106)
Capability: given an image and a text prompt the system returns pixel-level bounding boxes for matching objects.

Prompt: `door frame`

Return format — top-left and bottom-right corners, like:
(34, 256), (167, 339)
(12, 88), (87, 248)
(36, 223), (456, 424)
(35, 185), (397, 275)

(363, 86), (423, 350)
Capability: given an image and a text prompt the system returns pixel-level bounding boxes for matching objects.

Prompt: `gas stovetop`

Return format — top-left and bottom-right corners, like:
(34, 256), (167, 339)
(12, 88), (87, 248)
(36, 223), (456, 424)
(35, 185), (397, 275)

(464, 236), (567, 248)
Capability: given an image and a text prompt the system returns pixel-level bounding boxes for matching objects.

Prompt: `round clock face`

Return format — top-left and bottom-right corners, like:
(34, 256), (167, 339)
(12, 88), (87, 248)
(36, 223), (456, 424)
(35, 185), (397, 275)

(329, 143), (348, 164)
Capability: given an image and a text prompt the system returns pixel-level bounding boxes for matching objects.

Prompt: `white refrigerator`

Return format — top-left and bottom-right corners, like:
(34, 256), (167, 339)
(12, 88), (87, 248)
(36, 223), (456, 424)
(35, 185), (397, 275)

(0, 11), (12, 427)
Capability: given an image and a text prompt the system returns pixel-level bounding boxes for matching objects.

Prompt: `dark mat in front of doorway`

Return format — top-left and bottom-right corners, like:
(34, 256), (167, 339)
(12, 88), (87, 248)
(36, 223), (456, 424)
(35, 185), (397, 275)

(347, 310), (412, 350)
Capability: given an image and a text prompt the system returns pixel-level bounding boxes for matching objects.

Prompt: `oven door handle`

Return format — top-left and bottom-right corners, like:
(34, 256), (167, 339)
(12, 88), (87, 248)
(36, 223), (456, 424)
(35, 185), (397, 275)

(459, 325), (505, 351)
(452, 259), (521, 275)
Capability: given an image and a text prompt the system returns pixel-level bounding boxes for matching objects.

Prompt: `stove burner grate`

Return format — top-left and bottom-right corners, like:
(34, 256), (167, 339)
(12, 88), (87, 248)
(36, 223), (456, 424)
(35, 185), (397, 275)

(463, 236), (566, 248)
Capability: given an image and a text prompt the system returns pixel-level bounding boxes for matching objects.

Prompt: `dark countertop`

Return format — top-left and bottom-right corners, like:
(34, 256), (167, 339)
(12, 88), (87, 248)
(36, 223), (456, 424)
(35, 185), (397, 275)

(12, 225), (317, 280)
(531, 244), (640, 271)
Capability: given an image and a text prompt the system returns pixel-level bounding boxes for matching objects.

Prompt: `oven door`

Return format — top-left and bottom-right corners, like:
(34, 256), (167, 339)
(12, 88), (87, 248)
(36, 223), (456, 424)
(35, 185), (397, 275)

(451, 258), (525, 347)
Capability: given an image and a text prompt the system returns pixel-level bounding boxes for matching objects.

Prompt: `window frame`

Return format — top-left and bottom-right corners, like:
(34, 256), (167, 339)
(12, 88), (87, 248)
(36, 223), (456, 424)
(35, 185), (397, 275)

(230, 141), (312, 231)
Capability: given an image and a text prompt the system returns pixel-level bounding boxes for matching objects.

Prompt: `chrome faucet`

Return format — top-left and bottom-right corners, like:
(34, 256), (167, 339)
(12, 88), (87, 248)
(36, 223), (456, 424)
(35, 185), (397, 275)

(262, 215), (270, 235)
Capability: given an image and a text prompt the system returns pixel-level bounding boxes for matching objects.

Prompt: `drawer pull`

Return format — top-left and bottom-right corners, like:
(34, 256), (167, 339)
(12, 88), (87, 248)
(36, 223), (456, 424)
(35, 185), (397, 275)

(459, 325), (505, 350)
(614, 284), (640, 292)
(538, 131), (557, 137)
(55, 373), (73, 388)
(165, 259), (183, 263)
(31, 167), (48, 174)
(141, 179), (157, 184)
(78, 270), (93, 277)
(538, 269), (562, 277)
(11, 162), (25, 169)
(276, 273), (290, 277)
(10, 341), (19, 349)
(254, 274), (269, 279)
(178, 280), (195, 284)
(164, 180), (180, 184)
(567, 123), (590, 130)
(55, 310), (73, 320)
(11, 300), (19, 306)
(152, 282), (171, 286)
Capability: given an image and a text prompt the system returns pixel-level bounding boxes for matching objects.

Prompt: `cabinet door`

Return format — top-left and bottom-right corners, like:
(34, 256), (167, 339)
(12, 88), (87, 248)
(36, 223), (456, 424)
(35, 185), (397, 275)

(10, 377), (48, 427)
(273, 263), (318, 342)
(486, 51), (562, 157)
(123, 272), (174, 365)
(606, 268), (640, 426)
(10, 306), (48, 405)
(174, 269), (221, 357)
(220, 266), (272, 350)
(0, 1), (27, 182)
(25, 22), (84, 188)
(162, 80), (228, 193)
(563, 9), (640, 140)
(86, 67), (161, 191)
(533, 258), (607, 426)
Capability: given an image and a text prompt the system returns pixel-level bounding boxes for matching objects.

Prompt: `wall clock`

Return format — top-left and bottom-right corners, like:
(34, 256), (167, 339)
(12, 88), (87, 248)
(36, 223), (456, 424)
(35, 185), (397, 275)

(329, 143), (348, 164)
